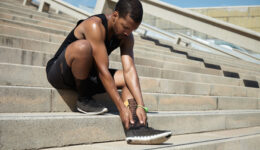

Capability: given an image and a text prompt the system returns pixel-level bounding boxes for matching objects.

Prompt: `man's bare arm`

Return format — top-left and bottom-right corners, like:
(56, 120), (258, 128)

(120, 33), (147, 124)
(84, 20), (134, 128)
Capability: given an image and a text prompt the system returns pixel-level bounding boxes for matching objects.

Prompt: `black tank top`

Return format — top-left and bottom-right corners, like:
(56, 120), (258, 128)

(46, 14), (121, 72)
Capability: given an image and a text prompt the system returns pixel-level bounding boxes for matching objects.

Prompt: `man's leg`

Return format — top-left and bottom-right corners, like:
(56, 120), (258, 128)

(113, 70), (172, 144)
(65, 40), (93, 83)
(113, 70), (134, 102)
(65, 40), (108, 114)
(113, 70), (141, 125)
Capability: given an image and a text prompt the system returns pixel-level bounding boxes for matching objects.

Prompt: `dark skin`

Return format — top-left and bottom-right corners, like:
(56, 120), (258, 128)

(64, 11), (147, 129)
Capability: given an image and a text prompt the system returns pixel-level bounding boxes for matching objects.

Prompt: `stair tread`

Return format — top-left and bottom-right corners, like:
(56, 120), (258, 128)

(42, 126), (260, 150)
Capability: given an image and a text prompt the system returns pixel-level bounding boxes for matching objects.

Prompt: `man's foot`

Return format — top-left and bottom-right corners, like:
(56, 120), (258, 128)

(125, 124), (172, 145)
(125, 98), (172, 144)
(76, 97), (108, 115)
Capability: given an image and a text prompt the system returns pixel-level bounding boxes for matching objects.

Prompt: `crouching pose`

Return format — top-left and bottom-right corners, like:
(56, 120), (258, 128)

(46, 0), (171, 144)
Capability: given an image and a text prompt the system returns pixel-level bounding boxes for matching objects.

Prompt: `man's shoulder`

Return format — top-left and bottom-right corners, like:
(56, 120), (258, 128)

(80, 16), (103, 30)
(78, 16), (105, 41)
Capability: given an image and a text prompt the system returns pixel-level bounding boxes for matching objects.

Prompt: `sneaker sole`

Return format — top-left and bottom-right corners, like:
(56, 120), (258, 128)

(126, 131), (172, 145)
(77, 107), (108, 115)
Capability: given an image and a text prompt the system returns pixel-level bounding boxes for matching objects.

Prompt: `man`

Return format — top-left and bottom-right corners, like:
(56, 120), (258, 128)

(46, 0), (171, 144)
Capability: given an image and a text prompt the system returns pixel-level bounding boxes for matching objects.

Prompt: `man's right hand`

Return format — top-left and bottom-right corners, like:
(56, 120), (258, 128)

(120, 106), (134, 129)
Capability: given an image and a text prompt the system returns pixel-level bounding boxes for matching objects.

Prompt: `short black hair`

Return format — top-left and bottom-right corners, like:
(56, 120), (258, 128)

(114, 0), (143, 23)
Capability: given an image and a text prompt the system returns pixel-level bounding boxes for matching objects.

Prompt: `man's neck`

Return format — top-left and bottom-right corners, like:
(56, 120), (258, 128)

(105, 14), (115, 40)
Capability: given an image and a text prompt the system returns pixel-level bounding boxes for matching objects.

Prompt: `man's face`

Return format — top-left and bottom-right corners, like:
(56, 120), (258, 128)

(113, 12), (140, 39)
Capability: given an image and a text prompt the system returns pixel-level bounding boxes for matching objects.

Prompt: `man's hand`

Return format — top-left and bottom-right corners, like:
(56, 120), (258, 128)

(136, 107), (147, 125)
(120, 106), (134, 129)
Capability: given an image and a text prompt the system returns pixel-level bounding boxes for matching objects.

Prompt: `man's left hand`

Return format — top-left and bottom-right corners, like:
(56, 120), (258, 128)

(136, 107), (147, 125)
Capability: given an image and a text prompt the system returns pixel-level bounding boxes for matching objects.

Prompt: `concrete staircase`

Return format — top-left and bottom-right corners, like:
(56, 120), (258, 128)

(0, 0), (260, 149)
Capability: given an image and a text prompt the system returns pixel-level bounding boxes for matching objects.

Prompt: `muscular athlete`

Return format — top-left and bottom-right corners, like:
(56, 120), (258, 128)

(46, 0), (171, 144)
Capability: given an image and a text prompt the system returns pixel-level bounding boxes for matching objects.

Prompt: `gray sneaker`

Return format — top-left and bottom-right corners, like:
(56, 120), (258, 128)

(76, 97), (108, 115)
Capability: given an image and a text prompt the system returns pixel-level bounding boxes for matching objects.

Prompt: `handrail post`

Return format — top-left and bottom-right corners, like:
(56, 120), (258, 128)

(94, 0), (106, 14)
(23, 0), (32, 6)
(38, 0), (50, 13)
(94, 0), (115, 14)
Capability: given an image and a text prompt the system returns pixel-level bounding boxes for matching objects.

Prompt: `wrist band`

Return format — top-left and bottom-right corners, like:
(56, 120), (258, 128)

(137, 105), (149, 112)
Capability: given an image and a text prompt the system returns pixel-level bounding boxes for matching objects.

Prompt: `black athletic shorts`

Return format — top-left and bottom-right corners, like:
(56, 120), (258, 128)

(46, 48), (117, 96)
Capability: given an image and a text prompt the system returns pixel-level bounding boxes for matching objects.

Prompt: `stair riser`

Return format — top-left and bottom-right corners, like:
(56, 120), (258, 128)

(0, 64), (259, 97)
(0, 7), (75, 27)
(0, 32), (206, 68)
(147, 42), (260, 71)
(0, 1), (77, 23)
(0, 34), (59, 53)
(0, 25), (65, 43)
(0, 18), (69, 36)
(1, 112), (260, 150)
(176, 135), (260, 150)
(1, 85), (259, 113)
(2, 23), (258, 77)
(0, 115), (124, 150)
(0, 13), (73, 31)
(174, 44), (260, 68)
(0, 47), (242, 86)
(0, 33), (224, 78)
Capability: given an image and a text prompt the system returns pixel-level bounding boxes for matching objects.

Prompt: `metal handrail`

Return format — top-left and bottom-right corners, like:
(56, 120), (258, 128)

(139, 0), (260, 54)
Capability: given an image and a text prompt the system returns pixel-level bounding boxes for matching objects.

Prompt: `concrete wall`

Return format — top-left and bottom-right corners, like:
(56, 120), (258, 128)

(190, 6), (260, 33)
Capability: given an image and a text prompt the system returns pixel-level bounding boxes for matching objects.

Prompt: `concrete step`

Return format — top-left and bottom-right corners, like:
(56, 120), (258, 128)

(0, 1), (77, 23)
(1, 25), (201, 69)
(0, 46), (244, 87)
(0, 25), (66, 43)
(205, 58), (260, 75)
(134, 42), (187, 58)
(0, 14), (205, 68)
(161, 38), (260, 70)
(1, 13), (257, 75)
(0, 29), (258, 84)
(42, 126), (260, 150)
(0, 34), (213, 71)
(0, 30), (224, 75)
(142, 42), (260, 75)
(1, 22), (258, 78)
(0, 63), (259, 98)
(132, 45), (200, 65)
(1, 110), (260, 150)
(0, 18), (69, 36)
(0, 5), (75, 27)
(0, 85), (259, 113)
(138, 39), (234, 60)
(0, 45), (222, 79)
(221, 65), (260, 82)
(2, 10), (256, 73)
(0, 12), (73, 31)
(172, 44), (260, 74)
(0, 34), (59, 53)
(132, 45), (260, 78)
(140, 39), (260, 73)
(1, 0), (258, 74)
(173, 42), (260, 69)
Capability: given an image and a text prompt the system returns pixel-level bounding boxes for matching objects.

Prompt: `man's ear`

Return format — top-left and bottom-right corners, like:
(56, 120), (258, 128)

(112, 11), (119, 22)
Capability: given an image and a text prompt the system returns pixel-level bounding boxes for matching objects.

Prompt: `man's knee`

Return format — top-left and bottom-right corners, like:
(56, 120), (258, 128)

(74, 40), (93, 59)
(66, 40), (93, 65)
